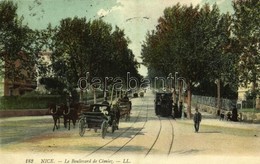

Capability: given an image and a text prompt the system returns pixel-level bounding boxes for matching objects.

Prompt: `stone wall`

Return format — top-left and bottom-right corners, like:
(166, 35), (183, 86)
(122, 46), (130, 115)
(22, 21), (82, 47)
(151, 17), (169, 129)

(196, 104), (260, 123)
(241, 112), (260, 123)
(196, 104), (217, 115)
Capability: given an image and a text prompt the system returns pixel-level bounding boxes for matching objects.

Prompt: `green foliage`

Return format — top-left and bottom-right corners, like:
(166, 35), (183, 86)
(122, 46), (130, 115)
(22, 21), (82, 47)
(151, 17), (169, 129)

(192, 80), (238, 99)
(239, 108), (260, 113)
(1, 1), (141, 101)
(39, 77), (66, 95)
(232, 0), (260, 94)
(141, 3), (239, 94)
(0, 95), (63, 109)
(46, 17), (140, 99)
(245, 90), (259, 100)
(0, 0), (40, 83)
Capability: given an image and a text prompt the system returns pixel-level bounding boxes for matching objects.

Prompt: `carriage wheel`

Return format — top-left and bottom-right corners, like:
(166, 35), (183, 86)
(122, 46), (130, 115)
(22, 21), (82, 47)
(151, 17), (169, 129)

(111, 120), (117, 133)
(79, 118), (86, 137)
(101, 121), (108, 139)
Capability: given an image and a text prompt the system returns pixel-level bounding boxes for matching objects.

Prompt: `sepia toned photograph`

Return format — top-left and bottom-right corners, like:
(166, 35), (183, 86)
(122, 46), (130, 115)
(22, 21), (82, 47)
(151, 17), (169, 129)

(0, 0), (259, 163)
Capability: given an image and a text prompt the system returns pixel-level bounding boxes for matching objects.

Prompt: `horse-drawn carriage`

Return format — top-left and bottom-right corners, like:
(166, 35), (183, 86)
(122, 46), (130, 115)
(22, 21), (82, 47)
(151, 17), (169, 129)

(115, 97), (132, 121)
(78, 104), (117, 138)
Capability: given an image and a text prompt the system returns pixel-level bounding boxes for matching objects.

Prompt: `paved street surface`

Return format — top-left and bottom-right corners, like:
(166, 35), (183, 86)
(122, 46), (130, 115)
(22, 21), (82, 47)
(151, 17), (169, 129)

(1, 90), (260, 164)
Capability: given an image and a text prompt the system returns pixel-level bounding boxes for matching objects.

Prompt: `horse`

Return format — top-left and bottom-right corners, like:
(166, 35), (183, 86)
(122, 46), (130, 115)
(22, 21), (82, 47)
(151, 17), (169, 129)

(62, 102), (81, 130)
(49, 103), (63, 131)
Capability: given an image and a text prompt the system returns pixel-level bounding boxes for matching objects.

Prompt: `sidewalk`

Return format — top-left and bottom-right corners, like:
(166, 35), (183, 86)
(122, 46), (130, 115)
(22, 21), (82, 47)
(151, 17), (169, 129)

(171, 104), (260, 158)
(184, 104), (260, 128)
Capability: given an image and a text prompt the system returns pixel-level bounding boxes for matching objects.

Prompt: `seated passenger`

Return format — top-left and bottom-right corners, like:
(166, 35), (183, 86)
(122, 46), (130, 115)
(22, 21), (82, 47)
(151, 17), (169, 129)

(93, 106), (100, 112)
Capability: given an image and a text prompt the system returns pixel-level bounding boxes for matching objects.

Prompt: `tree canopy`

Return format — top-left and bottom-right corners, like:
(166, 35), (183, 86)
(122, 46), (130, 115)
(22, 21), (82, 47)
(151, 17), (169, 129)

(232, 0), (260, 97)
(141, 3), (240, 117)
(41, 17), (140, 97)
(0, 0), (39, 83)
(1, 0), (140, 98)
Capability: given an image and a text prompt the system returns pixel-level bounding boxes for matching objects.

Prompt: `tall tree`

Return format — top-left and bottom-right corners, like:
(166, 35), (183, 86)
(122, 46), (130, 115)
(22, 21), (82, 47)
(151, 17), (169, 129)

(44, 17), (140, 100)
(232, 0), (260, 97)
(142, 3), (239, 118)
(199, 8), (238, 113)
(0, 0), (40, 95)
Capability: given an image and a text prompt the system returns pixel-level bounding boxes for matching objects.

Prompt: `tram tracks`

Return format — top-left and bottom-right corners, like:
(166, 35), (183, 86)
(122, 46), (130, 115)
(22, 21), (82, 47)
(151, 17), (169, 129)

(167, 118), (174, 155)
(144, 116), (174, 157)
(145, 115), (162, 157)
(85, 98), (148, 157)
(110, 103), (149, 157)
(84, 95), (175, 157)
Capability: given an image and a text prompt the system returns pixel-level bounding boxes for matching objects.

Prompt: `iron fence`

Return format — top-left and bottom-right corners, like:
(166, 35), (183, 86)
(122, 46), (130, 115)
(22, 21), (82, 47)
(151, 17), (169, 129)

(192, 95), (237, 110)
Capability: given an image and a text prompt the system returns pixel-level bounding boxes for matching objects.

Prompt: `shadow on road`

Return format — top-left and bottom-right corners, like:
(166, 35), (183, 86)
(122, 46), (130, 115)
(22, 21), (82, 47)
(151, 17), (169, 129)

(172, 149), (204, 155)
(198, 131), (222, 133)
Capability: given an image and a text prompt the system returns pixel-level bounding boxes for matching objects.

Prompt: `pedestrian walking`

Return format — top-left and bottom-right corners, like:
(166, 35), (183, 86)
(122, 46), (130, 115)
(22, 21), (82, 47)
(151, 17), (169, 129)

(231, 105), (238, 122)
(220, 110), (225, 121)
(226, 111), (232, 121)
(193, 108), (202, 133)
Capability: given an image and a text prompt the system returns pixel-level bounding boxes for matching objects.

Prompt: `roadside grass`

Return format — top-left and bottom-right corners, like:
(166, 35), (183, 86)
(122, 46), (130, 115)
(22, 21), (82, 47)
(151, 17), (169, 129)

(239, 108), (260, 113)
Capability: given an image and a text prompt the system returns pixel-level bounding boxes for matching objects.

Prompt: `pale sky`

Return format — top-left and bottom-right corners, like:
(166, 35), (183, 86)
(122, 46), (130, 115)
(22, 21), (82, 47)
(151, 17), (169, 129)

(11, 0), (234, 76)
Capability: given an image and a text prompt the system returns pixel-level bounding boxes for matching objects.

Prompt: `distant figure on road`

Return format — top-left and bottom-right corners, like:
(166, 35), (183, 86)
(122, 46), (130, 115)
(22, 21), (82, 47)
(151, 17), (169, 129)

(226, 111), (232, 121)
(193, 108), (202, 133)
(220, 110), (225, 121)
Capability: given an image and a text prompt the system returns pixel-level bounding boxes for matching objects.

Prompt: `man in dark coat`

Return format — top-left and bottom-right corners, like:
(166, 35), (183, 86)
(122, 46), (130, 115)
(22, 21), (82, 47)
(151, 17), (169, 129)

(173, 103), (178, 118)
(193, 108), (202, 133)
(231, 105), (238, 122)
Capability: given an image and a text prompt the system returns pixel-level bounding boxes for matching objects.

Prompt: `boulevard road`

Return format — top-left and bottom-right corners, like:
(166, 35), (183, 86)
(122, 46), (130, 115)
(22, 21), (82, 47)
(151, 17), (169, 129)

(1, 90), (260, 164)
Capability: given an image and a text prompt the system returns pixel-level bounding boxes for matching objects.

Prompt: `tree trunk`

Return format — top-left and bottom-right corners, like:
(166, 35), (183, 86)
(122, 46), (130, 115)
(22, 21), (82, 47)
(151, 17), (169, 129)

(217, 79), (221, 115)
(187, 81), (192, 119)
(173, 89), (177, 103)
(252, 79), (256, 109)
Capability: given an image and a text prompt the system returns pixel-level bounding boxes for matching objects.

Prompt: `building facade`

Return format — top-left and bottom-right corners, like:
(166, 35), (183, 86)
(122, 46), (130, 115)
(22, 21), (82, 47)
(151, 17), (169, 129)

(2, 52), (37, 96)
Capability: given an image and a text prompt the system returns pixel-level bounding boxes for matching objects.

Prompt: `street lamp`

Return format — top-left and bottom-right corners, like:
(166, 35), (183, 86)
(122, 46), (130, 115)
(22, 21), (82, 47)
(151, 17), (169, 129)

(175, 72), (178, 91)
(175, 72), (179, 100)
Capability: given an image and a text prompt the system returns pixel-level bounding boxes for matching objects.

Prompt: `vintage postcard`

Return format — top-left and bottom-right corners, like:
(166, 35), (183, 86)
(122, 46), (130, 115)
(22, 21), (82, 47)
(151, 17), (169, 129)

(1, 0), (259, 164)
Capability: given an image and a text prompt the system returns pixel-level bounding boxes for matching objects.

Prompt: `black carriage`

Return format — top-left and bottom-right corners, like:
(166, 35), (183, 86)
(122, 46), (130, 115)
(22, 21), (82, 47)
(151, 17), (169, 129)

(78, 104), (117, 138)
(154, 92), (173, 117)
(133, 93), (138, 98)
